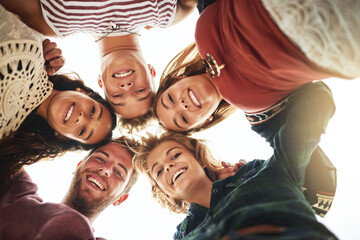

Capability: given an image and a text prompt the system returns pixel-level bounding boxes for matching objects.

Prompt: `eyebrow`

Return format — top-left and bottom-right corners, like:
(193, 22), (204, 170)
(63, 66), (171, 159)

(85, 130), (94, 141)
(117, 162), (128, 175)
(97, 106), (103, 120)
(161, 95), (169, 110)
(174, 119), (184, 129)
(110, 92), (151, 107)
(139, 92), (152, 102)
(110, 101), (125, 107)
(97, 150), (109, 157)
(150, 147), (179, 175)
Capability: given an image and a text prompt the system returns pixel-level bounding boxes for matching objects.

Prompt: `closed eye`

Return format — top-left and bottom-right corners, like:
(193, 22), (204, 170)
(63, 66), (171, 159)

(172, 153), (182, 160)
(96, 157), (105, 163)
(90, 105), (95, 116)
(115, 170), (123, 179)
(168, 93), (174, 103)
(112, 93), (124, 98)
(79, 127), (85, 136)
(135, 88), (146, 93)
(181, 114), (188, 124)
(156, 168), (163, 178)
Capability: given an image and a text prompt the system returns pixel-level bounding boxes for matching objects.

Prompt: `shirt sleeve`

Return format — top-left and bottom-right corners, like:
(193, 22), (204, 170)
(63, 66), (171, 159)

(270, 82), (335, 185)
(34, 211), (97, 240)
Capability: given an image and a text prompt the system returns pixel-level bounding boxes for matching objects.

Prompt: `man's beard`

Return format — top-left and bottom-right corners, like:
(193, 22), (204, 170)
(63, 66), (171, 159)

(64, 169), (117, 218)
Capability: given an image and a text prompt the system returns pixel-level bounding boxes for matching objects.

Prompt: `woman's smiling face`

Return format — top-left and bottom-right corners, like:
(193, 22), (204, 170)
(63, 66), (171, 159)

(146, 140), (209, 201)
(155, 73), (221, 132)
(46, 89), (113, 144)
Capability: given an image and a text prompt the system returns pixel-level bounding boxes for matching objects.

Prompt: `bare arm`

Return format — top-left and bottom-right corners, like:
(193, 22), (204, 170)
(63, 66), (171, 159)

(172, 0), (198, 25)
(0, 0), (56, 36)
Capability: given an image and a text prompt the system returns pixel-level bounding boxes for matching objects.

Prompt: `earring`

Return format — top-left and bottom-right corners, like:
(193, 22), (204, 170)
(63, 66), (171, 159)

(54, 131), (59, 136)
(98, 75), (103, 88)
(202, 116), (213, 128)
(148, 64), (156, 77)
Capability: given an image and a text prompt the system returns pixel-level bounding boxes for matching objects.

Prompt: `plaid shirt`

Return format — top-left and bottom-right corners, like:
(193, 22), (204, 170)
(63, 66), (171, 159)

(174, 82), (337, 240)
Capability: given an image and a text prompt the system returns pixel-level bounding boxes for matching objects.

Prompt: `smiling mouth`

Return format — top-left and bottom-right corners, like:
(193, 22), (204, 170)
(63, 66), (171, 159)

(188, 89), (201, 107)
(87, 176), (105, 191)
(172, 167), (187, 185)
(112, 70), (135, 78)
(64, 103), (74, 123)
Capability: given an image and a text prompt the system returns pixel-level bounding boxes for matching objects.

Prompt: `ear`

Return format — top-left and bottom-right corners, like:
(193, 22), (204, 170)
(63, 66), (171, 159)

(112, 193), (129, 206)
(148, 64), (156, 77)
(201, 115), (214, 128)
(98, 75), (103, 88)
(76, 88), (92, 96)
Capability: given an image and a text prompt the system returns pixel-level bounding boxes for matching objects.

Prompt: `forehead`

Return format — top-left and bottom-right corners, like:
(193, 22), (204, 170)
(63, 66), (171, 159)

(147, 141), (184, 166)
(155, 94), (177, 131)
(91, 142), (133, 166)
(87, 106), (113, 144)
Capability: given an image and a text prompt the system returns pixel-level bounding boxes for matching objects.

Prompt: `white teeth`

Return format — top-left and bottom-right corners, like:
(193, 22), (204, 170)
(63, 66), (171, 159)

(113, 70), (134, 78)
(189, 90), (200, 107)
(65, 105), (74, 121)
(172, 168), (186, 184)
(88, 177), (104, 190)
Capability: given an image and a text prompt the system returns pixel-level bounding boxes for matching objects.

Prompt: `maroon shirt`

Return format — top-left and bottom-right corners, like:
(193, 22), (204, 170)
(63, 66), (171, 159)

(0, 171), (103, 240)
(195, 0), (335, 113)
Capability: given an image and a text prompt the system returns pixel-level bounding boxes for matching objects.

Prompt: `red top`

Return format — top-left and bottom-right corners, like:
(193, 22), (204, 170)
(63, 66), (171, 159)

(195, 0), (332, 113)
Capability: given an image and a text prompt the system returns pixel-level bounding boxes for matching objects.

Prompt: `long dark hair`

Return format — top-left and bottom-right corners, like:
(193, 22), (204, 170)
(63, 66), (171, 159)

(0, 74), (116, 196)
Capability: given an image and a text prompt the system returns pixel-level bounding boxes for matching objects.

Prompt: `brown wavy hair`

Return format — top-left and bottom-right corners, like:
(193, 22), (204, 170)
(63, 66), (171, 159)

(133, 132), (222, 214)
(0, 74), (117, 196)
(154, 42), (237, 135)
(118, 106), (155, 134)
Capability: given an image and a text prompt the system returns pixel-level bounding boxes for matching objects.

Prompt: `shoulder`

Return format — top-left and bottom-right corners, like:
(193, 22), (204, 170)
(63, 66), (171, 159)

(35, 209), (95, 240)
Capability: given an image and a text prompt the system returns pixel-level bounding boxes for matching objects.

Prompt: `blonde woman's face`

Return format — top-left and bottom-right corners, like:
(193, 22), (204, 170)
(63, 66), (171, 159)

(155, 73), (222, 132)
(146, 141), (208, 201)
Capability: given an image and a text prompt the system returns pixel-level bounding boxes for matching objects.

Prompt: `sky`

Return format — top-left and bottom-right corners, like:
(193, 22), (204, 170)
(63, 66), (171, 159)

(25, 10), (360, 240)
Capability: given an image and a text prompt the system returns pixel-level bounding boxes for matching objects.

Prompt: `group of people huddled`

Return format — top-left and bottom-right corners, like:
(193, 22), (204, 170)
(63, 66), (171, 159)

(0, 0), (359, 239)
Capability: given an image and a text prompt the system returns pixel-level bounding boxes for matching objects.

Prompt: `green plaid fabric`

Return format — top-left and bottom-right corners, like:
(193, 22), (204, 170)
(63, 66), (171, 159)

(174, 82), (337, 240)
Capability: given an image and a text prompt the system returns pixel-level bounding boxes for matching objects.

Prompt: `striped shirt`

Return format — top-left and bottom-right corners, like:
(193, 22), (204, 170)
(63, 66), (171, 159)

(40, 0), (177, 37)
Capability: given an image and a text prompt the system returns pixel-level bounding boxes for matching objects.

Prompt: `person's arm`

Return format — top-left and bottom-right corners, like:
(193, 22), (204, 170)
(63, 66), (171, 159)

(271, 82), (335, 184)
(172, 0), (198, 25)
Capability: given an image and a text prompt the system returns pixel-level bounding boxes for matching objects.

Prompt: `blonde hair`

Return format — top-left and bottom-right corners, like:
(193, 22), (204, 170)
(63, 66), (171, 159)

(154, 42), (237, 134)
(118, 107), (155, 134)
(133, 132), (222, 214)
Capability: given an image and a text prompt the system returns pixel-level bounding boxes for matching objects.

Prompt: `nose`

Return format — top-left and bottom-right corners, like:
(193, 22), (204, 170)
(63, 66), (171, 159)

(99, 166), (111, 177)
(180, 99), (188, 110)
(119, 81), (134, 91)
(165, 163), (175, 172)
(76, 111), (85, 124)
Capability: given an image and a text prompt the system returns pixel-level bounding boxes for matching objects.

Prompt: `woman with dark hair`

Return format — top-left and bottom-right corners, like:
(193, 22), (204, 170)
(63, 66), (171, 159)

(0, 5), (116, 194)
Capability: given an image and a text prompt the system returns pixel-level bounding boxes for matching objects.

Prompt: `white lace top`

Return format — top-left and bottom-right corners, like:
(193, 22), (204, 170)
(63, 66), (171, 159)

(262, 0), (360, 79)
(0, 5), (53, 140)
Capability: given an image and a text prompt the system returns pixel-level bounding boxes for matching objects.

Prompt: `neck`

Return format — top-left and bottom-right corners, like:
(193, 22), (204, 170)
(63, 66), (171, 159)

(97, 34), (141, 57)
(187, 177), (213, 208)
